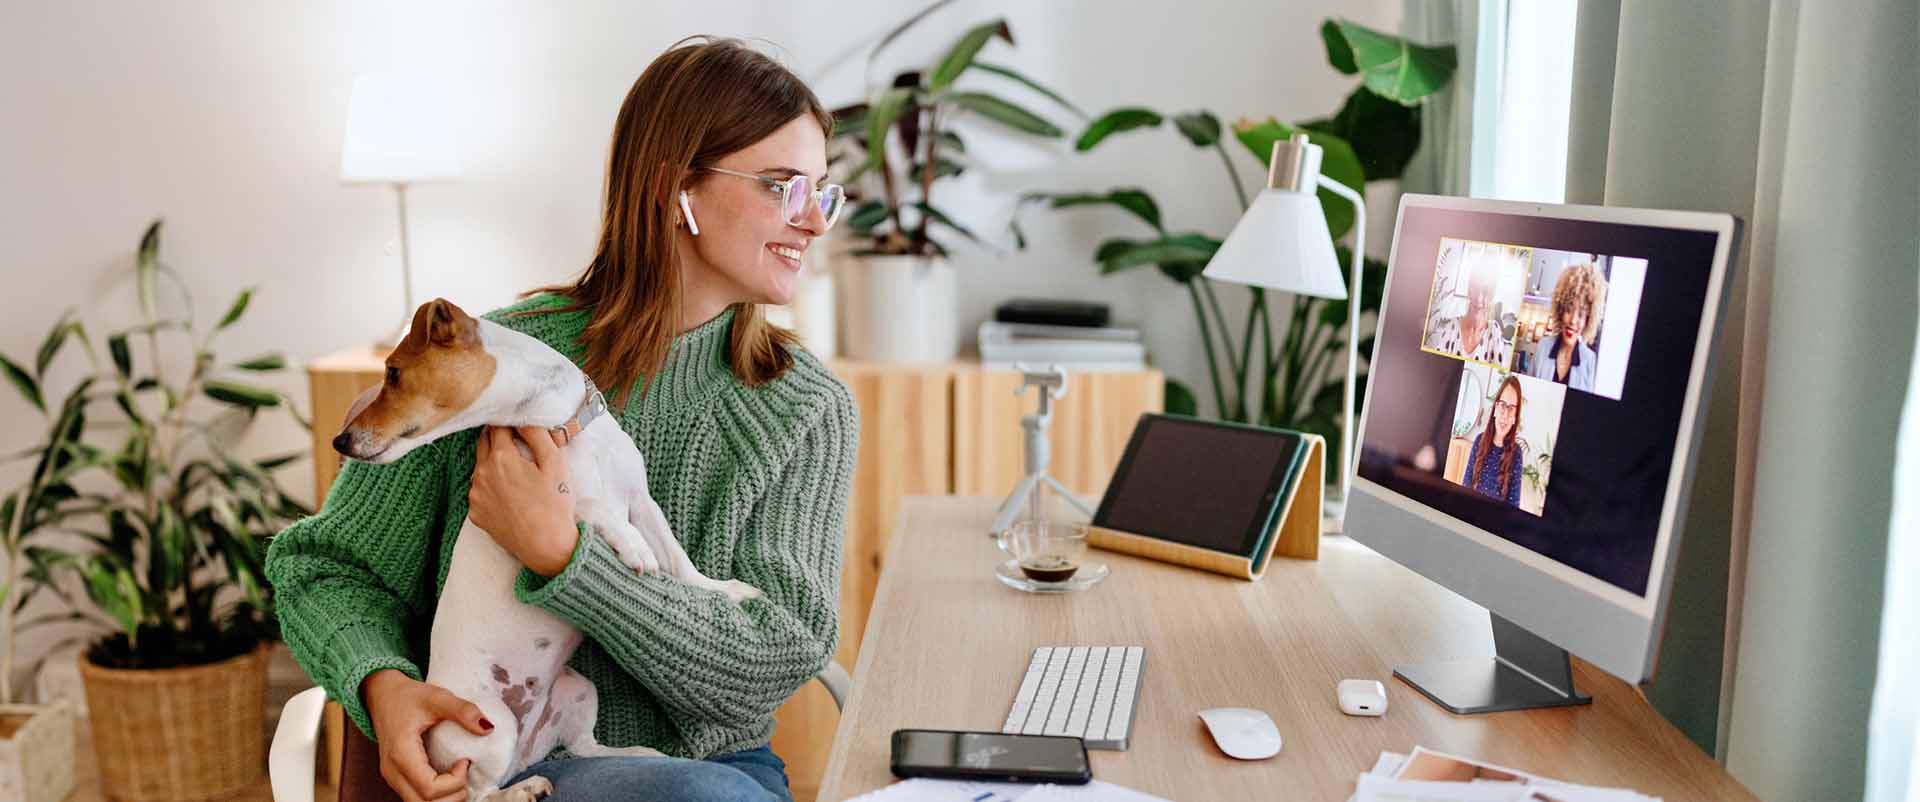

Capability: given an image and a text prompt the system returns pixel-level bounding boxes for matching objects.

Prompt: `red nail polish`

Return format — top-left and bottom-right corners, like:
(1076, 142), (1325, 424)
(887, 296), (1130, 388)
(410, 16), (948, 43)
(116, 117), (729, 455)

(479, 717), (494, 731)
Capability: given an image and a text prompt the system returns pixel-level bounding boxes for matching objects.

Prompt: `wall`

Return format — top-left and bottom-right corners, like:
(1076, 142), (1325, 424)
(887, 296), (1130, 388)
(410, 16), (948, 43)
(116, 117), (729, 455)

(0, 0), (1397, 683)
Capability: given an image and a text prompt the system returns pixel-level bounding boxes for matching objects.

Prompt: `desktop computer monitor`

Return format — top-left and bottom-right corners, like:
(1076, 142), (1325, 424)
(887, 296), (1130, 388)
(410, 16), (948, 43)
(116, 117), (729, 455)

(1347, 193), (1740, 714)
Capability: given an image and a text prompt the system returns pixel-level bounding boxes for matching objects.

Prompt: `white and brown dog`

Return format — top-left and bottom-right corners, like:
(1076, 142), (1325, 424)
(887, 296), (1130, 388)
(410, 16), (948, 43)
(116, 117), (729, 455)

(334, 298), (760, 802)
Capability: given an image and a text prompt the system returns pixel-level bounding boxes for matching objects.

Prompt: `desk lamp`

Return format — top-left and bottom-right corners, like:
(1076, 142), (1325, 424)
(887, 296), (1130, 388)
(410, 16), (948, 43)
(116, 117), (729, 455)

(340, 73), (461, 349)
(1201, 131), (1365, 529)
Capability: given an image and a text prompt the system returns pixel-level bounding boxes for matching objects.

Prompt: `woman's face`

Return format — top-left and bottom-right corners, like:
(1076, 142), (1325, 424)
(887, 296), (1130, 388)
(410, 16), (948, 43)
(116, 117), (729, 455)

(1464, 271), (1496, 321)
(1492, 385), (1520, 440)
(678, 114), (830, 307)
(1560, 303), (1589, 344)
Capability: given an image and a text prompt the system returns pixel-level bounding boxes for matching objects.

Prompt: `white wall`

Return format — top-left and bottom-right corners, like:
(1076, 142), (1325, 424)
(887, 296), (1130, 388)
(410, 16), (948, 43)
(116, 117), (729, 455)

(0, 1), (1397, 679)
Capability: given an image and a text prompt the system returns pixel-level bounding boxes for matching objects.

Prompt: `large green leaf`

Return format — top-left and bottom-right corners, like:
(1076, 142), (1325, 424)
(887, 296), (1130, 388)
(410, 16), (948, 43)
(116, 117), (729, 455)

(847, 200), (890, 234)
(1321, 20), (1359, 74)
(202, 380), (282, 408)
(1171, 112), (1222, 147)
(930, 18), (1010, 91)
(217, 287), (253, 330)
(1301, 86), (1422, 181)
(865, 87), (914, 169)
(1329, 19), (1458, 105)
(971, 62), (1083, 118)
(1039, 189), (1163, 231)
(946, 91), (1061, 137)
(830, 103), (868, 140)
(913, 203), (980, 244)
(1098, 233), (1220, 276)
(1233, 118), (1366, 240)
(0, 354), (43, 413)
(1075, 108), (1162, 151)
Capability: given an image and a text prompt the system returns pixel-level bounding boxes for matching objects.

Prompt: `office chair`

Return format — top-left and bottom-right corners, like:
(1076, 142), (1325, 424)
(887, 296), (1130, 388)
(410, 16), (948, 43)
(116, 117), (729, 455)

(268, 662), (852, 802)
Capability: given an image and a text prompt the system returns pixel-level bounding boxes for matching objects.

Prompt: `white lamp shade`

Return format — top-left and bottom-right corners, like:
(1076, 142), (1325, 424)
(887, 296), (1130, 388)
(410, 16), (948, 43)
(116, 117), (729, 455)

(1201, 188), (1347, 300)
(340, 74), (461, 183)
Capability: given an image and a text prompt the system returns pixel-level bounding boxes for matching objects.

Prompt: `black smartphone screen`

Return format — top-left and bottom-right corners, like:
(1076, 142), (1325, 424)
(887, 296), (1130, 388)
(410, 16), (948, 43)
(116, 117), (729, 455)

(890, 729), (1092, 784)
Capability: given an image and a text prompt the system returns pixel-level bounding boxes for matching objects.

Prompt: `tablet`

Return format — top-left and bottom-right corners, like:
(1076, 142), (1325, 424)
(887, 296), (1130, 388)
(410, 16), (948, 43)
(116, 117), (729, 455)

(1093, 414), (1315, 573)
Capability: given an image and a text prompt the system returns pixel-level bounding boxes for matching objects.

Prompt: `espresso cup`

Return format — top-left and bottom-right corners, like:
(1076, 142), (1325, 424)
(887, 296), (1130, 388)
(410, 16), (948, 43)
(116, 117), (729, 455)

(999, 520), (1089, 583)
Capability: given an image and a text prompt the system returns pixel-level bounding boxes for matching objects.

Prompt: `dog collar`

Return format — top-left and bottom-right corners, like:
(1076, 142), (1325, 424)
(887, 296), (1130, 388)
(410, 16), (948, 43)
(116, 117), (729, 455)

(548, 375), (608, 447)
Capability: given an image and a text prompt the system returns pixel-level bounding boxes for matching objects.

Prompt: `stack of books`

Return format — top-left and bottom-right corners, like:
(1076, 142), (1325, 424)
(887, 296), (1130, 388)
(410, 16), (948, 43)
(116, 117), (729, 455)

(977, 320), (1147, 371)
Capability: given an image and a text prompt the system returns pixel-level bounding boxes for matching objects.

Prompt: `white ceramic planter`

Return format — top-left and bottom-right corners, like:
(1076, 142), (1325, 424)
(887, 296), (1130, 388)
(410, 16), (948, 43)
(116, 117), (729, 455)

(0, 699), (77, 802)
(837, 254), (959, 364)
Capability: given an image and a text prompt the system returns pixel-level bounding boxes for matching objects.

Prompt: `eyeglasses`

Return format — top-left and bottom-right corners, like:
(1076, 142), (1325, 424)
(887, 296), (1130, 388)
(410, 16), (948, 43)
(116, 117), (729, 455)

(1494, 399), (1519, 415)
(700, 167), (846, 230)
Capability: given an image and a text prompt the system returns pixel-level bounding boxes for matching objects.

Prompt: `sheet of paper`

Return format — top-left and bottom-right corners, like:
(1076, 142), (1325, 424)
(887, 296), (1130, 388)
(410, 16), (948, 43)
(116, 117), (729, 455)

(1354, 774), (1533, 802)
(1019, 780), (1175, 802)
(1386, 747), (1661, 802)
(844, 778), (1036, 802)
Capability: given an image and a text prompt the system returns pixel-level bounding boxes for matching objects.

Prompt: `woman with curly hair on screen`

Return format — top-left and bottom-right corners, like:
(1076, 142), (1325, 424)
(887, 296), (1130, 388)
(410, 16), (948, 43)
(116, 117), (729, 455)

(1530, 263), (1605, 392)
(1465, 376), (1527, 508)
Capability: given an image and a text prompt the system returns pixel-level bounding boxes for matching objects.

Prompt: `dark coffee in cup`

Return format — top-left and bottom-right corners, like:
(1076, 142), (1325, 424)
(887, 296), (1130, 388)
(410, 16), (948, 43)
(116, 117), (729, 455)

(1019, 555), (1079, 583)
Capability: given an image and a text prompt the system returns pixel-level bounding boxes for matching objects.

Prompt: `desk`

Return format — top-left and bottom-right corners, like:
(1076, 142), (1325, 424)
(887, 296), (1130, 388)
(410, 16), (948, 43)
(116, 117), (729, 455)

(817, 497), (1757, 801)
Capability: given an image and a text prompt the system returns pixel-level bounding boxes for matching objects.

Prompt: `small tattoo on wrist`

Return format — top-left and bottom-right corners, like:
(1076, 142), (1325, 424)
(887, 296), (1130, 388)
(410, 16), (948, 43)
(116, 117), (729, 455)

(557, 481), (570, 495)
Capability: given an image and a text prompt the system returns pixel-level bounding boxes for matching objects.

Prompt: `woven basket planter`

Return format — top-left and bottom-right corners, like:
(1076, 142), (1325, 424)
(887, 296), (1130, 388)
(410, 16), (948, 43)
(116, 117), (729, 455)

(78, 645), (267, 802)
(1, 699), (78, 802)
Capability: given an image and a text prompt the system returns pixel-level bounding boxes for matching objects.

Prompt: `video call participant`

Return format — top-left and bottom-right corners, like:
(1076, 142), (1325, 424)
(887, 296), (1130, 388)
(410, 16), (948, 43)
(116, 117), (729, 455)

(1426, 251), (1513, 366)
(1531, 263), (1604, 392)
(1464, 376), (1527, 508)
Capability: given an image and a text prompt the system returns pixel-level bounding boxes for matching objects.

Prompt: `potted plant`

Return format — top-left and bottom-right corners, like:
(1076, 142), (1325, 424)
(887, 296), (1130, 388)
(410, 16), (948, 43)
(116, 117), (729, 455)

(1012, 19), (1456, 474)
(828, 1), (1081, 362)
(0, 220), (310, 802)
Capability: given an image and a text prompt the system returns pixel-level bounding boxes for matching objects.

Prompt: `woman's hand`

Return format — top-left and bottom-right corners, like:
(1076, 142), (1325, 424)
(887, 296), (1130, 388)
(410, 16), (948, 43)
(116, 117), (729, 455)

(469, 426), (580, 577)
(362, 669), (491, 802)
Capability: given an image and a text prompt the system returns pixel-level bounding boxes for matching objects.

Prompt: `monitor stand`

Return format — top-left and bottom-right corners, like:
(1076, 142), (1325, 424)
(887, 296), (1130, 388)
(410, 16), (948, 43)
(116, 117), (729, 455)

(1394, 612), (1593, 714)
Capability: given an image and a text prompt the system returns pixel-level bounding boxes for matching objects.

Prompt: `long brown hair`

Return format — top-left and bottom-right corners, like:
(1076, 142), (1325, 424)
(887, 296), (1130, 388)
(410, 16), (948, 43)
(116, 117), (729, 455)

(518, 37), (830, 409)
(1469, 376), (1525, 499)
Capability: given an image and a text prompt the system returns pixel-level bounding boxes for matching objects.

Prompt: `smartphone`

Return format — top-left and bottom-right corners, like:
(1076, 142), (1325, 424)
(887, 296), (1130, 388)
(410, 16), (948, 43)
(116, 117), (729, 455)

(890, 729), (1092, 785)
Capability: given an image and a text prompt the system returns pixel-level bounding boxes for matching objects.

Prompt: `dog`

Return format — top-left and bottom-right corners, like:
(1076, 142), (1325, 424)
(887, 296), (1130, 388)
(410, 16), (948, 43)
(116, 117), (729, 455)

(333, 298), (762, 802)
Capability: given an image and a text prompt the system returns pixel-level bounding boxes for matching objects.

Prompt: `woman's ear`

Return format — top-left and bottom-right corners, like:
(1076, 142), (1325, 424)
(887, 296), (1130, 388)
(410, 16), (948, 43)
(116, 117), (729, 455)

(679, 191), (700, 236)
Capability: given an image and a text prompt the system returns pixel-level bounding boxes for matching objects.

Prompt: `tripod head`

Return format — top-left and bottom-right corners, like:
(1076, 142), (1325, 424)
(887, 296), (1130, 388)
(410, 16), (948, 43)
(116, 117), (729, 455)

(1013, 363), (1070, 424)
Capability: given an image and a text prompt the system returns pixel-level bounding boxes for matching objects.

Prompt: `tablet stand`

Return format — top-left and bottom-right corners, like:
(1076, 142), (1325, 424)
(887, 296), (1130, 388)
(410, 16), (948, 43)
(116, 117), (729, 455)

(990, 365), (1096, 535)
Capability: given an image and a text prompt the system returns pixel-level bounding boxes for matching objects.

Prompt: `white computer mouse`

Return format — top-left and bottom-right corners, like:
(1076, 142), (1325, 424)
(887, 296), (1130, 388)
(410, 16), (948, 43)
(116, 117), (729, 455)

(1196, 707), (1282, 760)
(1337, 679), (1388, 717)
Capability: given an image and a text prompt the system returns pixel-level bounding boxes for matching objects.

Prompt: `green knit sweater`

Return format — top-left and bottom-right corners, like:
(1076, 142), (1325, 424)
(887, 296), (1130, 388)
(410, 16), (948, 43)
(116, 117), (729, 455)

(266, 293), (859, 759)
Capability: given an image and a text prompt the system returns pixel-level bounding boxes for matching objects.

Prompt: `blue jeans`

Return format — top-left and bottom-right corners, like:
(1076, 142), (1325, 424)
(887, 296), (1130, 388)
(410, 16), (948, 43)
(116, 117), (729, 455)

(503, 746), (791, 802)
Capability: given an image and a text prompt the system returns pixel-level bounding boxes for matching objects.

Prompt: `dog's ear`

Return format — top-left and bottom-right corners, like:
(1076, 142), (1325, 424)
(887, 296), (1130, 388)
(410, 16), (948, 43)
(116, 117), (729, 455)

(423, 298), (478, 348)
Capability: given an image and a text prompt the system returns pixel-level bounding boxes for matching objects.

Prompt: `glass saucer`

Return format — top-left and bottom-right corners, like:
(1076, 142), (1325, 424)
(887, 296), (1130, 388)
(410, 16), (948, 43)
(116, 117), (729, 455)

(995, 559), (1110, 594)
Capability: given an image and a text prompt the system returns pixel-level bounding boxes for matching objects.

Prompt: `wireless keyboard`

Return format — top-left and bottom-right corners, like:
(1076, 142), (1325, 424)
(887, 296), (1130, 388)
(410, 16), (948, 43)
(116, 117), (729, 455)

(1000, 645), (1145, 751)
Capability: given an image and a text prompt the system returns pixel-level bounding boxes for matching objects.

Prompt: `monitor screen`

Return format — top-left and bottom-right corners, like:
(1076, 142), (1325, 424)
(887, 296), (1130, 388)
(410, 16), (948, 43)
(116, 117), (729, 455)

(1357, 202), (1725, 598)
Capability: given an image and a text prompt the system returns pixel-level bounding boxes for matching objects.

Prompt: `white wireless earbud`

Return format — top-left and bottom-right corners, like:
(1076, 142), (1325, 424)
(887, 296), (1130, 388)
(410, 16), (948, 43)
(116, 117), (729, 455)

(678, 191), (700, 236)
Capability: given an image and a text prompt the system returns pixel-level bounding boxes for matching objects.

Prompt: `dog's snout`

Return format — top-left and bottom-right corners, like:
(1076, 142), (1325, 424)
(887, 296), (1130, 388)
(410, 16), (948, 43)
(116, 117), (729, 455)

(331, 431), (354, 457)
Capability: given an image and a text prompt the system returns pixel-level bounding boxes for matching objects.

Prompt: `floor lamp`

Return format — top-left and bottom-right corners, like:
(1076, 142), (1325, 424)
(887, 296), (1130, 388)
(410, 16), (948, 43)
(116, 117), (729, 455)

(1200, 132), (1366, 530)
(340, 74), (460, 349)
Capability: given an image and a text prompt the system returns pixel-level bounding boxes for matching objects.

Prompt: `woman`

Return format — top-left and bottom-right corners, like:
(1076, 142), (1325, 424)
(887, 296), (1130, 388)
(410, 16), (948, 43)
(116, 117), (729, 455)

(1424, 256), (1512, 367)
(267, 38), (858, 802)
(1465, 376), (1526, 508)
(1530, 264), (1603, 391)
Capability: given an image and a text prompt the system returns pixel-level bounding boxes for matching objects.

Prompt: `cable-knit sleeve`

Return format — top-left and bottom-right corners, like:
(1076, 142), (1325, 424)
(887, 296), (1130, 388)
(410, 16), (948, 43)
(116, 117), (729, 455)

(512, 382), (859, 729)
(266, 437), (453, 738)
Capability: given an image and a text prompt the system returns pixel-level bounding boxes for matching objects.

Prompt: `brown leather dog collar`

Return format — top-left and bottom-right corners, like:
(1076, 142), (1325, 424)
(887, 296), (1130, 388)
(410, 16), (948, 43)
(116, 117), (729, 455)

(548, 375), (608, 447)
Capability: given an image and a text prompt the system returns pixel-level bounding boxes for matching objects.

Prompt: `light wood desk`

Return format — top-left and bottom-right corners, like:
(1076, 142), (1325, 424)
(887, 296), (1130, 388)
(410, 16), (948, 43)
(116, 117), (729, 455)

(817, 497), (1758, 801)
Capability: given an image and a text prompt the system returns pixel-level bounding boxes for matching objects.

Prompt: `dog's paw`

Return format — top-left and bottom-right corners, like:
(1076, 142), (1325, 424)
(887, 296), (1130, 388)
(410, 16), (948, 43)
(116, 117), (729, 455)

(718, 579), (764, 602)
(607, 535), (661, 575)
(480, 775), (553, 802)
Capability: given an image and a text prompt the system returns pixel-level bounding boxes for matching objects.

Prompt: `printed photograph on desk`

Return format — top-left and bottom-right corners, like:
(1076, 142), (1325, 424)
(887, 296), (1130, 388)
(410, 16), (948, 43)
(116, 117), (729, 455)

(1420, 238), (1527, 369)
(1443, 363), (1565, 517)
(1508, 248), (1648, 400)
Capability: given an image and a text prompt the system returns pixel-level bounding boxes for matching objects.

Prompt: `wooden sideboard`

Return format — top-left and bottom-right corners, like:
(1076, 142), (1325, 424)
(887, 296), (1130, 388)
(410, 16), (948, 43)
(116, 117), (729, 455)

(304, 348), (1163, 802)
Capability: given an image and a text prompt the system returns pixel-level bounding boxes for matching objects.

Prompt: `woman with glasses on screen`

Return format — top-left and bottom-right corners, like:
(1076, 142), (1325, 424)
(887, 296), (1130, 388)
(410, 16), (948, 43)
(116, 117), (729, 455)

(268, 37), (857, 802)
(1465, 376), (1527, 508)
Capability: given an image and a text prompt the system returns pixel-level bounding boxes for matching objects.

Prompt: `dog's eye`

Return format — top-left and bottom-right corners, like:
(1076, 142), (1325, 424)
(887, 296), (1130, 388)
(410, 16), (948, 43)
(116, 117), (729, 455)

(385, 366), (399, 386)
